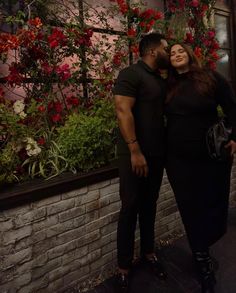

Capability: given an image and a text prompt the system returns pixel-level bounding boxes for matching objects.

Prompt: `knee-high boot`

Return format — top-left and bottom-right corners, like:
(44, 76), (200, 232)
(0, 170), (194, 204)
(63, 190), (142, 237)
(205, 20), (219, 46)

(193, 251), (216, 293)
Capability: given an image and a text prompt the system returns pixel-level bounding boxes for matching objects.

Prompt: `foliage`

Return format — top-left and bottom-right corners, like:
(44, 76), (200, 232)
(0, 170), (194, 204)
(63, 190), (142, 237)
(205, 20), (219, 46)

(57, 100), (116, 172)
(0, 0), (220, 185)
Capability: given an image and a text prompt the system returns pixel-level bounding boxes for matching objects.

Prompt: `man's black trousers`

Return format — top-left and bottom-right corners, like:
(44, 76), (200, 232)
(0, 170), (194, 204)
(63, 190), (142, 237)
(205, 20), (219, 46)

(117, 155), (164, 269)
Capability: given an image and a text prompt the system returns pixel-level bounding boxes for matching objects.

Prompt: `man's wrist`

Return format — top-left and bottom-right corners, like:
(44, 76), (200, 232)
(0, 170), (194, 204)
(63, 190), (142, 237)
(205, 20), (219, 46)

(126, 138), (137, 145)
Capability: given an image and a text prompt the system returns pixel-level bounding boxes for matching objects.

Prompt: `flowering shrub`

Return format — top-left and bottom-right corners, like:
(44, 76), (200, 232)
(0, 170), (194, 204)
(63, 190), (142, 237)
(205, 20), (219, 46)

(0, 0), (220, 185)
(166, 0), (219, 68)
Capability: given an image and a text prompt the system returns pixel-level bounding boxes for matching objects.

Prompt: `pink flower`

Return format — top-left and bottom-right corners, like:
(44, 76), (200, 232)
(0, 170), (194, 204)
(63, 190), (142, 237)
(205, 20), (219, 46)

(55, 64), (71, 81)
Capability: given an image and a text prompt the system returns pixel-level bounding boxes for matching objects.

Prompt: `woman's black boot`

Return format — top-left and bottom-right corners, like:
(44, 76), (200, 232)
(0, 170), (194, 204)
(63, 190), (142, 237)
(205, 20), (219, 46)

(193, 251), (216, 293)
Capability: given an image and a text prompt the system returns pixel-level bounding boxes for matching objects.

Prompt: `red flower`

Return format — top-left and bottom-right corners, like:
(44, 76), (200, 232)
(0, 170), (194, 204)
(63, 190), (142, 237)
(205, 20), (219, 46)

(140, 9), (155, 19)
(6, 65), (22, 86)
(130, 44), (139, 57)
(55, 64), (71, 81)
(54, 101), (63, 113)
(0, 87), (4, 98)
(207, 30), (216, 39)
(0, 33), (19, 54)
(194, 47), (202, 58)
(212, 40), (220, 50)
(190, 0), (199, 7)
(28, 17), (42, 28)
(41, 62), (53, 75)
(51, 113), (61, 122)
(127, 28), (137, 37)
(37, 137), (46, 145)
(185, 32), (194, 44)
(38, 105), (46, 112)
(48, 28), (67, 48)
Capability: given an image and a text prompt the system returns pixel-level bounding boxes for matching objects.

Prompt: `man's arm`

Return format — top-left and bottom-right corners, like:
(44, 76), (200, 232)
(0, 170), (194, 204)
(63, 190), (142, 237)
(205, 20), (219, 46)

(114, 95), (148, 177)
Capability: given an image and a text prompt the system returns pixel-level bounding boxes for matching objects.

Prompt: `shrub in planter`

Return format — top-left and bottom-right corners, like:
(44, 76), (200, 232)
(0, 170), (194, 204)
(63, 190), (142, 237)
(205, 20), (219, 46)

(57, 111), (116, 172)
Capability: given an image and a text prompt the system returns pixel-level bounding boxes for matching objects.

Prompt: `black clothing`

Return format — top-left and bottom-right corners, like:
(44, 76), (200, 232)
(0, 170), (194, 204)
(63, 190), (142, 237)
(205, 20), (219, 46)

(113, 60), (166, 156)
(113, 60), (166, 269)
(117, 155), (164, 269)
(166, 70), (236, 251)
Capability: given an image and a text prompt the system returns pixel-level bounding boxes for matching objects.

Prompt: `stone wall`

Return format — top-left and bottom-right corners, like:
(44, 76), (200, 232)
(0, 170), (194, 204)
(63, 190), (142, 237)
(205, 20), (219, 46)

(0, 160), (236, 293)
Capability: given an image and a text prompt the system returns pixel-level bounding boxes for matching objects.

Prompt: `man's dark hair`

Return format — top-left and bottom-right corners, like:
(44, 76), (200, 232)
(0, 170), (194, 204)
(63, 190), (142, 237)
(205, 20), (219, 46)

(139, 32), (165, 57)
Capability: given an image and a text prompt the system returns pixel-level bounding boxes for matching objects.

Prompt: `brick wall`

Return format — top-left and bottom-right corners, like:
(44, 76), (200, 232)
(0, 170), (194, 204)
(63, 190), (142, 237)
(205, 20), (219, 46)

(0, 160), (235, 293)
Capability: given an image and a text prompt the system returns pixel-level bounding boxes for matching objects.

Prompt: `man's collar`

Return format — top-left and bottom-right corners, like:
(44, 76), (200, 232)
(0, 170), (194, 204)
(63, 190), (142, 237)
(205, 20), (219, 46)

(138, 60), (160, 75)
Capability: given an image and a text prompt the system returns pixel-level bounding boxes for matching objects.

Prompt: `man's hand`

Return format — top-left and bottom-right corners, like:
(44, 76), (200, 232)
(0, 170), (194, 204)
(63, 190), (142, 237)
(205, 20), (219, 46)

(225, 140), (236, 156)
(130, 149), (148, 177)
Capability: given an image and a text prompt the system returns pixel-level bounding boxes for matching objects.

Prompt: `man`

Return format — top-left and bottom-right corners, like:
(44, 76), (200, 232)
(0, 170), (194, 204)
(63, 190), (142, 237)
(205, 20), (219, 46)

(113, 32), (169, 292)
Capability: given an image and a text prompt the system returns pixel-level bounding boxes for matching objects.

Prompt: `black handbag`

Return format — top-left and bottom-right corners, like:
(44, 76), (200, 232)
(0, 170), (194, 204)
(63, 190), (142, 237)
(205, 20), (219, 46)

(206, 119), (232, 161)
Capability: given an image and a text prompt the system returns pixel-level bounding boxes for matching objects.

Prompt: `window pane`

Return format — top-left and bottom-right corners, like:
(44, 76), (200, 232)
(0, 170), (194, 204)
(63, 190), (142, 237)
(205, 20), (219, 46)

(216, 0), (230, 9)
(86, 32), (129, 79)
(214, 14), (230, 48)
(139, 0), (164, 11)
(84, 0), (126, 31)
(216, 49), (231, 79)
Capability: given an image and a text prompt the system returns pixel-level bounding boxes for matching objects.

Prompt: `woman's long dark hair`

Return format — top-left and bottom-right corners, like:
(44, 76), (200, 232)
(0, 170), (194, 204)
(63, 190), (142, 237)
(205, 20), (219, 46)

(166, 43), (216, 102)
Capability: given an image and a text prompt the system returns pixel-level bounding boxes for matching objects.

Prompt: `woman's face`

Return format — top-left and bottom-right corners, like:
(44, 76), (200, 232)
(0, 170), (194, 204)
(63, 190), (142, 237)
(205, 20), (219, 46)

(170, 44), (190, 72)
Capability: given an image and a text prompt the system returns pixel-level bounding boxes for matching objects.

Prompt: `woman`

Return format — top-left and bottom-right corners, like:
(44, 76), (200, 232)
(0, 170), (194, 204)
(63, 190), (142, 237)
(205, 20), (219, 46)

(165, 43), (236, 293)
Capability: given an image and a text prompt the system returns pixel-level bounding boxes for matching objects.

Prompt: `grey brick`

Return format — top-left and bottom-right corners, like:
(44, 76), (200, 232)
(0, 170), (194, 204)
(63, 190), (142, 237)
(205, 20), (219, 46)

(47, 198), (75, 215)
(63, 266), (90, 287)
(2, 205), (31, 217)
(3, 225), (32, 245)
(62, 246), (88, 265)
(59, 206), (85, 222)
(56, 226), (85, 246)
(88, 180), (111, 191)
(85, 210), (99, 224)
(14, 208), (46, 227)
(33, 215), (58, 232)
(100, 183), (119, 197)
(76, 190), (100, 205)
(1, 247), (32, 270)
(18, 275), (49, 293)
(111, 178), (119, 184)
(100, 222), (117, 236)
(46, 218), (76, 238)
(32, 195), (61, 208)
(32, 258), (61, 280)
(0, 219), (14, 232)
(76, 230), (101, 248)
(48, 239), (77, 260)
(61, 186), (88, 199)
(99, 201), (120, 218)
(86, 200), (100, 212)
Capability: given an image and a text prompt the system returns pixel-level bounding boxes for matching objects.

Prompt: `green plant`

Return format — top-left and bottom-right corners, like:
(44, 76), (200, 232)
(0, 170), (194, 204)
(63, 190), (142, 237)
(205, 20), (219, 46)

(57, 111), (116, 172)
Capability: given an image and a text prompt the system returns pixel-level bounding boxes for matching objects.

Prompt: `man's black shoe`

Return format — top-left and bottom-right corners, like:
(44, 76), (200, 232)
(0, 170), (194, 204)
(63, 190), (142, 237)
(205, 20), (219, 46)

(115, 272), (129, 293)
(143, 255), (167, 280)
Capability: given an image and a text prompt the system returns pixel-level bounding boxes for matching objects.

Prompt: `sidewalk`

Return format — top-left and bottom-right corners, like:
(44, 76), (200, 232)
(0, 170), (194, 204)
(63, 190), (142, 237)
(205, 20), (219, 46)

(87, 207), (236, 293)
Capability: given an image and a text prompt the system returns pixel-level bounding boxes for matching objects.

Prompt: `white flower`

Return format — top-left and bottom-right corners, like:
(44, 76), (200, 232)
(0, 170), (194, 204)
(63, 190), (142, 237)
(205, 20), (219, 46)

(13, 99), (25, 114)
(24, 137), (42, 156)
(19, 111), (27, 118)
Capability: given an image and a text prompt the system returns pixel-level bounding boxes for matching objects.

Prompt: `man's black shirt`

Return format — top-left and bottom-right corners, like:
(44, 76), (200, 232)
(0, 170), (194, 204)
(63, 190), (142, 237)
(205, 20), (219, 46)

(113, 60), (166, 156)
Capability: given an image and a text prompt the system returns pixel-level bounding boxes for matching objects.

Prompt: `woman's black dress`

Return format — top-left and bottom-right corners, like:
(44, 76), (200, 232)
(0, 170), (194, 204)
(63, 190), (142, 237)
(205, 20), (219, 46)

(165, 71), (236, 251)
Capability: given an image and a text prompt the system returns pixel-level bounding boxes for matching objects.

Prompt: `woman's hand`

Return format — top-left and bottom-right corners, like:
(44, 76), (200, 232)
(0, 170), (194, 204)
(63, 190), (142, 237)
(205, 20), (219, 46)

(225, 140), (236, 156)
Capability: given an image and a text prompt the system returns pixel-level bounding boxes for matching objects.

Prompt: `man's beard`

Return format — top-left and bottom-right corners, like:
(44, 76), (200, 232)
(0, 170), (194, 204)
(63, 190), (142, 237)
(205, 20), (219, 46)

(156, 55), (170, 69)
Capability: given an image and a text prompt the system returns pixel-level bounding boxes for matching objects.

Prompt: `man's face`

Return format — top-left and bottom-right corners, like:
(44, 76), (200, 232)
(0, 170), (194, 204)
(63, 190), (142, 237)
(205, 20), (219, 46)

(152, 39), (169, 69)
